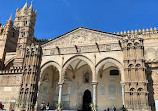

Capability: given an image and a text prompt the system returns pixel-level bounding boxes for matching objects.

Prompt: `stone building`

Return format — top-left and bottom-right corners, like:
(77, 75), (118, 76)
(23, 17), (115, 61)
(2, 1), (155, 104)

(0, 2), (158, 111)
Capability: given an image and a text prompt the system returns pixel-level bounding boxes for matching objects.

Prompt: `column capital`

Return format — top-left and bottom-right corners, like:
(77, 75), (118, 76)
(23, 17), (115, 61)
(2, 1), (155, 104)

(92, 82), (98, 85)
(58, 82), (64, 85)
(120, 82), (125, 85)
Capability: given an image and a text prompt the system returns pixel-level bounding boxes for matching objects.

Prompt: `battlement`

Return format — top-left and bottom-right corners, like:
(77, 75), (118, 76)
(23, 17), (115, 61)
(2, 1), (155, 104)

(114, 27), (158, 37)
(39, 27), (158, 45)
(39, 38), (52, 44)
(0, 66), (22, 74)
(33, 36), (40, 43)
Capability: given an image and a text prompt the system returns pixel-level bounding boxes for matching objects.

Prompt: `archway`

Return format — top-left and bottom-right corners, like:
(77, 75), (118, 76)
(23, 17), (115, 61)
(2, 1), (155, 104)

(37, 63), (60, 110)
(5, 57), (15, 70)
(62, 56), (93, 110)
(96, 58), (123, 110)
(82, 90), (92, 111)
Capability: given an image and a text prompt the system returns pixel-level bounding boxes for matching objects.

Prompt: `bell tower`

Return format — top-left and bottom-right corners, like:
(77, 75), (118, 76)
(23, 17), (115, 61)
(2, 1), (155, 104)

(13, 2), (37, 67)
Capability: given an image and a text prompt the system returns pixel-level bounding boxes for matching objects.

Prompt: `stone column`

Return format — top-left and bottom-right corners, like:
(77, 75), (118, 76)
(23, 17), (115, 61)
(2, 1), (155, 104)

(58, 83), (63, 106)
(92, 82), (97, 110)
(121, 83), (125, 106)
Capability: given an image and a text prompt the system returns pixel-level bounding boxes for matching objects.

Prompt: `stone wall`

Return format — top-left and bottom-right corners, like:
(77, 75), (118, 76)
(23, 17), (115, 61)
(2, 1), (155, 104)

(0, 74), (22, 109)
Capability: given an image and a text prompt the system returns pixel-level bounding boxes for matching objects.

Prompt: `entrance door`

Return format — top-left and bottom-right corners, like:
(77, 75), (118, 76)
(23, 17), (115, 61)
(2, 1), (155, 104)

(82, 90), (92, 111)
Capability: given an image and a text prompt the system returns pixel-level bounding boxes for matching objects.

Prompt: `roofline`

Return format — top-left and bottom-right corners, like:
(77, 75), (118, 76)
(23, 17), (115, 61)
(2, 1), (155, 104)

(41, 27), (123, 46)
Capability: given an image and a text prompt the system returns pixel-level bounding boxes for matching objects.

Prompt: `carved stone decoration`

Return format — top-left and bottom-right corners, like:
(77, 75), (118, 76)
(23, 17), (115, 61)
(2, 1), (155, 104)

(42, 28), (120, 48)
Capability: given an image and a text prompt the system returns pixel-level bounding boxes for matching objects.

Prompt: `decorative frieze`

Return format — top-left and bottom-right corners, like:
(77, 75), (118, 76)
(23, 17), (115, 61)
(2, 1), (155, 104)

(43, 43), (121, 55)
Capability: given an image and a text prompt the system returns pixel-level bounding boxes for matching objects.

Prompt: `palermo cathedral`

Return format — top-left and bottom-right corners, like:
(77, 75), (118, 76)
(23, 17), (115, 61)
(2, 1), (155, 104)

(0, 2), (158, 111)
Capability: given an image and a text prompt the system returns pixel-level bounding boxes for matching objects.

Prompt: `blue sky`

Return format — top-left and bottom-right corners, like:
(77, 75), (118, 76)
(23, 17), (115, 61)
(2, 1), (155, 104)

(0, 0), (158, 39)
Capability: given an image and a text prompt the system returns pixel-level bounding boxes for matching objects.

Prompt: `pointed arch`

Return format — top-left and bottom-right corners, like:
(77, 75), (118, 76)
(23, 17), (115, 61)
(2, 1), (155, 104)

(96, 57), (124, 82)
(62, 55), (93, 82)
(39, 61), (61, 83)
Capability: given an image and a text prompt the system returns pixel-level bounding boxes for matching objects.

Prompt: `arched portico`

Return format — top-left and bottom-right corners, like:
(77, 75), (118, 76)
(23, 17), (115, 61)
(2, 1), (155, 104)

(60, 55), (95, 110)
(37, 61), (61, 110)
(62, 55), (94, 82)
(95, 58), (125, 110)
(37, 56), (125, 110)
(96, 58), (124, 83)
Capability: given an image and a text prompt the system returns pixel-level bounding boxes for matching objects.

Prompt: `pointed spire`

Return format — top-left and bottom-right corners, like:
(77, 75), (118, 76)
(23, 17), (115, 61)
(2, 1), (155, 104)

(127, 30), (130, 34)
(138, 29), (141, 32)
(23, 1), (28, 9)
(9, 14), (12, 21)
(120, 31), (123, 35)
(29, 1), (33, 9)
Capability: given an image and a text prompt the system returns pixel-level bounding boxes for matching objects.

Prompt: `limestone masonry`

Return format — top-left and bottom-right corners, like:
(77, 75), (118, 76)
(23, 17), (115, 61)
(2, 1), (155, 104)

(0, 2), (158, 111)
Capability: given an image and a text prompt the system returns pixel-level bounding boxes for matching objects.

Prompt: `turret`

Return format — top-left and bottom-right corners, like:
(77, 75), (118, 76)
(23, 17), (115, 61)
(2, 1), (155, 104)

(0, 15), (14, 69)
(4, 15), (13, 38)
(13, 2), (37, 66)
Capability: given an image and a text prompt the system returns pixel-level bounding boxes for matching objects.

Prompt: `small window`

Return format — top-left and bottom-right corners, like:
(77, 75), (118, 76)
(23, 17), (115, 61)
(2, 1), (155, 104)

(110, 70), (119, 75)
(84, 73), (90, 83)
(12, 32), (15, 37)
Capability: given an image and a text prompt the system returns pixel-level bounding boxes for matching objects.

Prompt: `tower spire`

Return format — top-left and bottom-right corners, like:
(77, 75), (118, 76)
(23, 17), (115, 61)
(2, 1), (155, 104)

(9, 14), (12, 21)
(29, 0), (33, 9)
(23, 1), (28, 9)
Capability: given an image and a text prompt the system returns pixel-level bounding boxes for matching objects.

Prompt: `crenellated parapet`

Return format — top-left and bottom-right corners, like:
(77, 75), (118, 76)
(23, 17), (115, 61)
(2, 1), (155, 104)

(39, 38), (52, 44)
(115, 27), (158, 38)
(0, 66), (22, 74)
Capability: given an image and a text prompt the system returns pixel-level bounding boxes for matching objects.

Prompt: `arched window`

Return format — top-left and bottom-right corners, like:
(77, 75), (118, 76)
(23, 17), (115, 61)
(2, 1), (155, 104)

(134, 42), (139, 46)
(137, 87), (143, 92)
(127, 43), (132, 47)
(128, 64), (133, 68)
(135, 64), (141, 68)
(130, 87), (135, 95)
(84, 73), (90, 83)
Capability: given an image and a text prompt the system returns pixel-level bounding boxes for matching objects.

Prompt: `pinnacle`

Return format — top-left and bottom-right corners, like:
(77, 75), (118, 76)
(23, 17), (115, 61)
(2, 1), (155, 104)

(23, 2), (28, 9)
(9, 14), (12, 21)
(29, 1), (33, 9)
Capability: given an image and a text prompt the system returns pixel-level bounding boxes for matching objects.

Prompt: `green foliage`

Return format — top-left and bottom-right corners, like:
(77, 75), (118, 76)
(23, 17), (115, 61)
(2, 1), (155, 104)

(21, 104), (26, 110)
(89, 103), (95, 111)
(56, 104), (60, 109)
(31, 104), (35, 108)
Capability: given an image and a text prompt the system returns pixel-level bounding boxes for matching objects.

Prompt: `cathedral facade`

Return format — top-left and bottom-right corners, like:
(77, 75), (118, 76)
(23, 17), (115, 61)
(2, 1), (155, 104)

(0, 3), (158, 111)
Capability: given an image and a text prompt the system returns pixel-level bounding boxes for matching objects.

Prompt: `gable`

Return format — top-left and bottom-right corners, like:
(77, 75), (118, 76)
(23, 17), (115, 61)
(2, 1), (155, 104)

(42, 27), (122, 49)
